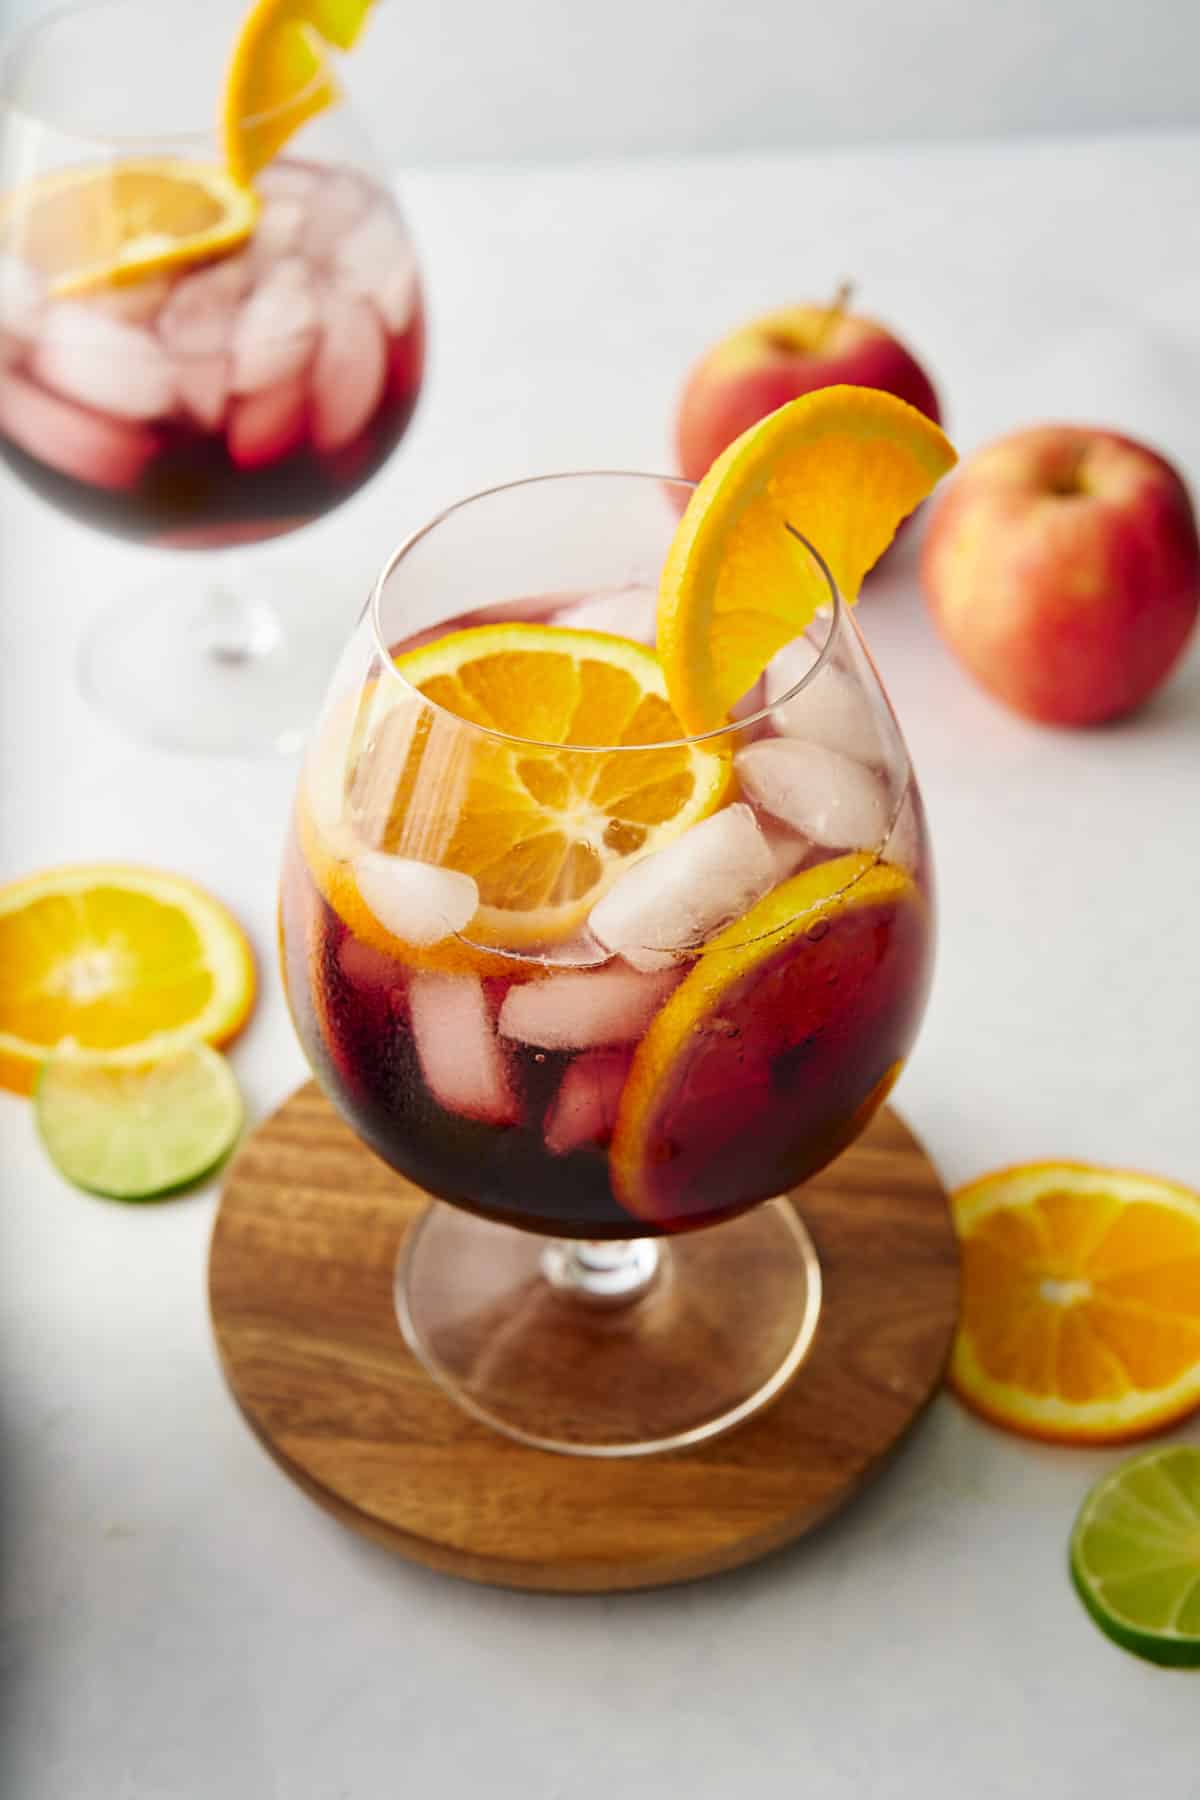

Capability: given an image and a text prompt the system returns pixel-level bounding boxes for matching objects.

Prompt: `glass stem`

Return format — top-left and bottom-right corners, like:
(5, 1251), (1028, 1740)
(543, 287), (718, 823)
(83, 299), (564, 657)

(542, 1237), (662, 1307)
(196, 557), (282, 666)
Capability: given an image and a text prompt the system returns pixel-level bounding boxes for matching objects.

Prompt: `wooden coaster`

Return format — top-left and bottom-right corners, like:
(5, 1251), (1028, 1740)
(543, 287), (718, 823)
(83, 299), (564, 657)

(209, 1082), (959, 1593)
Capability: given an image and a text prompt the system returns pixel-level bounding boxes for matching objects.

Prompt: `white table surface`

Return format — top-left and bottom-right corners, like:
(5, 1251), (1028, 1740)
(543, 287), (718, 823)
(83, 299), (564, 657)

(2, 127), (1198, 1797)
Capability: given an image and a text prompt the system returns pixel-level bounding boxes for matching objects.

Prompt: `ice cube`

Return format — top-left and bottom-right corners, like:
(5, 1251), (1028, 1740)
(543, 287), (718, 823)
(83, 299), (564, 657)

(0, 368), (156, 491)
(768, 646), (881, 764)
(159, 255), (253, 354)
(498, 964), (680, 1050)
(730, 671), (768, 723)
(0, 254), (42, 339)
(353, 853), (478, 946)
(91, 274), (172, 326)
(226, 370), (308, 469)
(310, 290), (386, 453)
(250, 196), (306, 265)
(589, 803), (775, 972)
(32, 303), (175, 420)
(174, 355), (229, 431)
(735, 740), (889, 851)
(544, 1050), (632, 1156)
(229, 257), (318, 394)
(301, 170), (370, 262)
(549, 586), (658, 645)
(762, 821), (809, 885)
(332, 204), (418, 333)
(885, 785), (921, 876)
(408, 973), (518, 1125)
(256, 163), (320, 204)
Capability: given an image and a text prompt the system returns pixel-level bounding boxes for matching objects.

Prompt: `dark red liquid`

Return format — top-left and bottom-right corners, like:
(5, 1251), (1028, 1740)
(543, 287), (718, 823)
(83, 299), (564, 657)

(280, 825), (935, 1239)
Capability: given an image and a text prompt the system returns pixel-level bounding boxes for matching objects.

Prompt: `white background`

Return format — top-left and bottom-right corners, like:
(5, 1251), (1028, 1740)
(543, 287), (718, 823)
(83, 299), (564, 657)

(2, 0), (1200, 161)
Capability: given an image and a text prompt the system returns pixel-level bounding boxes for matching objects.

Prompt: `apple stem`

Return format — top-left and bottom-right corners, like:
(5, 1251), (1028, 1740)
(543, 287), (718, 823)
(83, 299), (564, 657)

(814, 281), (855, 350)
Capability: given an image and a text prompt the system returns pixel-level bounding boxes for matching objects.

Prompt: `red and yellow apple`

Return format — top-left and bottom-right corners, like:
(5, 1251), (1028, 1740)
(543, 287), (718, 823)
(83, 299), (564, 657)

(675, 294), (941, 486)
(922, 425), (1200, 726)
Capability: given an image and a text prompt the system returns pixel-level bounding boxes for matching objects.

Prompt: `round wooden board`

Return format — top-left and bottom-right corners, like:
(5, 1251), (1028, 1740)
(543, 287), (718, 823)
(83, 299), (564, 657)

(209, 1082), (959, 1593)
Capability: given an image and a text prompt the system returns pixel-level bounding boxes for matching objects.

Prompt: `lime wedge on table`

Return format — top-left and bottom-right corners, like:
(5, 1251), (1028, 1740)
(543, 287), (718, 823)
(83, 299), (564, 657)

(1070, 1445), (1200, 1667)
(36, 1045), (243, 1201)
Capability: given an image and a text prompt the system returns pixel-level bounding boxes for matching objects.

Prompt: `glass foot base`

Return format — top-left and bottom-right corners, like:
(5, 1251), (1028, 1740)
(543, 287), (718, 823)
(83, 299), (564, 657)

(395, 1200), (822, 1458)
(78, 564), (350, 755)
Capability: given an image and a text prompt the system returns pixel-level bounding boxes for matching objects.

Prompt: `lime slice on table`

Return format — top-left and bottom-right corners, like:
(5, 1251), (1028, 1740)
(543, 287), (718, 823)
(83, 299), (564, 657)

(1070, 1445), (1200, 1667)
(36, 1044), (244, 1201)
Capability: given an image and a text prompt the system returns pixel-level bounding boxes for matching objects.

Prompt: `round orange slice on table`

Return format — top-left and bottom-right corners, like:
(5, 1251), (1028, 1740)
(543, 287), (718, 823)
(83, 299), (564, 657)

(0, 865), (255, 1096)
(609, 852), (932, 1226)
(657, 385), (958, 733)
(951, 1162), (1200, 1443)
(0, 161), (257, 299)
(220, 0), (378, 186)
(297, 622), (732, 970)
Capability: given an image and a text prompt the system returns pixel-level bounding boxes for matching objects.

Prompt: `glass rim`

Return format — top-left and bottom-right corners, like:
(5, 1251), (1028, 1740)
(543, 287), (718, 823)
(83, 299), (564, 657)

(0, 0), (333, 147)
(367, 468), (846, 756)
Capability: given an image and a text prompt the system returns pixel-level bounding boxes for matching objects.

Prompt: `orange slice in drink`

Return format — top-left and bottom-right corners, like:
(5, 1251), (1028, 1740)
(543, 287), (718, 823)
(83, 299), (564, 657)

(299, 623), (731, 963)
(951, 1162), (1200, 1444)
(0, 161), (258, 298)
(220, 0), (377, 185)
(0, 865), (256, 1096)
(609, 853), (930, 1224)
(658, 385), (957, 732)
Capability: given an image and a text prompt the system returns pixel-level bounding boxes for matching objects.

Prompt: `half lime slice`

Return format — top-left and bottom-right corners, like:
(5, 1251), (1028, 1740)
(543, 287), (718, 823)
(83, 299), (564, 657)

(36, 1044), (244, 1201)
(1070, 1445), (1200, 1667)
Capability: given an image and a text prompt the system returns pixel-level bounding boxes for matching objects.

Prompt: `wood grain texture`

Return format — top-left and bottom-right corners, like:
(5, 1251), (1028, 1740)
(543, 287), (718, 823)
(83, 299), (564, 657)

(208, 1083), (959, 1592)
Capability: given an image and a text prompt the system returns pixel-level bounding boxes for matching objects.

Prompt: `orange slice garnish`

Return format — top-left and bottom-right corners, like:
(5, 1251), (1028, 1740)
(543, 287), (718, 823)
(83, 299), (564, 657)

(657, 385), (957, 733)
(298, 623), (731, 963)
(609, 853), (929, 1224)
(0, 160), (258, 298)
(220, 0), (377, 185)
(0, 864), (256, 1096)
(951, 1162), (1200, 1444)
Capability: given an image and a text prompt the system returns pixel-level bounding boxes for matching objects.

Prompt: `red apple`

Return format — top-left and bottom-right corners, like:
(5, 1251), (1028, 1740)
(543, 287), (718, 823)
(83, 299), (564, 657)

(676, 292), (941, 486)
(922, 425), (1200, 726)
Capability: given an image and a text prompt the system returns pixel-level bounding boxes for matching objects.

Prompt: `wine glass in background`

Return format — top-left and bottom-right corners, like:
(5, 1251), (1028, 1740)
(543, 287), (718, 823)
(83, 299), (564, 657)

(278, 472), (936, 1455)
(0, 0), (425, 753)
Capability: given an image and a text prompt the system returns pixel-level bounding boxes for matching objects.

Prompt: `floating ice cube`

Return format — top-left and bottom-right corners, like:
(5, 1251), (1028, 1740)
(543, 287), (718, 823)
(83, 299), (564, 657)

(353, 853), (478, 946)
(549, 586), (658, 645)
(0, 368), (156, 491)
(301, 170), (370, 262)
(174, 355), (229, 431)
(408, 973), (518, 1125)
(159, 255), (252, 355)
(229, 257), (318, 394)
(768, 646), (881, 763)
(91, 274), (172, 327)
(0, 254), (42, 339)
(310, 290), (386, 453)
(590, 803), (775, 972)
(250, 196), (306, 264)
(226, 370), (308, 469)
(32, 303), (175, 420)
(735, 739), (888, 851)
(256, 163), (320, 204)
(333, 205), (417, 333)
(498, 964), (680, 1050)
(544, 1050), (631, 1155)
(762, 821), (810, 885)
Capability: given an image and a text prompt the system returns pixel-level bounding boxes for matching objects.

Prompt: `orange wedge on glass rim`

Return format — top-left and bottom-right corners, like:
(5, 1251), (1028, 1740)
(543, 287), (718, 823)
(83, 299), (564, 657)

(657, 385), (958, 733)
(297, 623), (731, 967)
(220, 0), (377, 185)
(951, 1161), (1200, 1444)
(0, 864), (256, 1096)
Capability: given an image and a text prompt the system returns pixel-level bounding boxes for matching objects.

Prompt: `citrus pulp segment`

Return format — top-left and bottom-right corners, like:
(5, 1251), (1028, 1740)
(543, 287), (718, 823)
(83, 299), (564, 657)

(0, 864), (255, 1095)
(950, 1162), (1200, 1443)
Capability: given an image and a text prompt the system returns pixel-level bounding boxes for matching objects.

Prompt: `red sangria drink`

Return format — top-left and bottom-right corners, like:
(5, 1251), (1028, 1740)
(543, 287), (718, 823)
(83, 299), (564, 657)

(0, 0), (426, 753)
(277, 461), (950, 1454)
